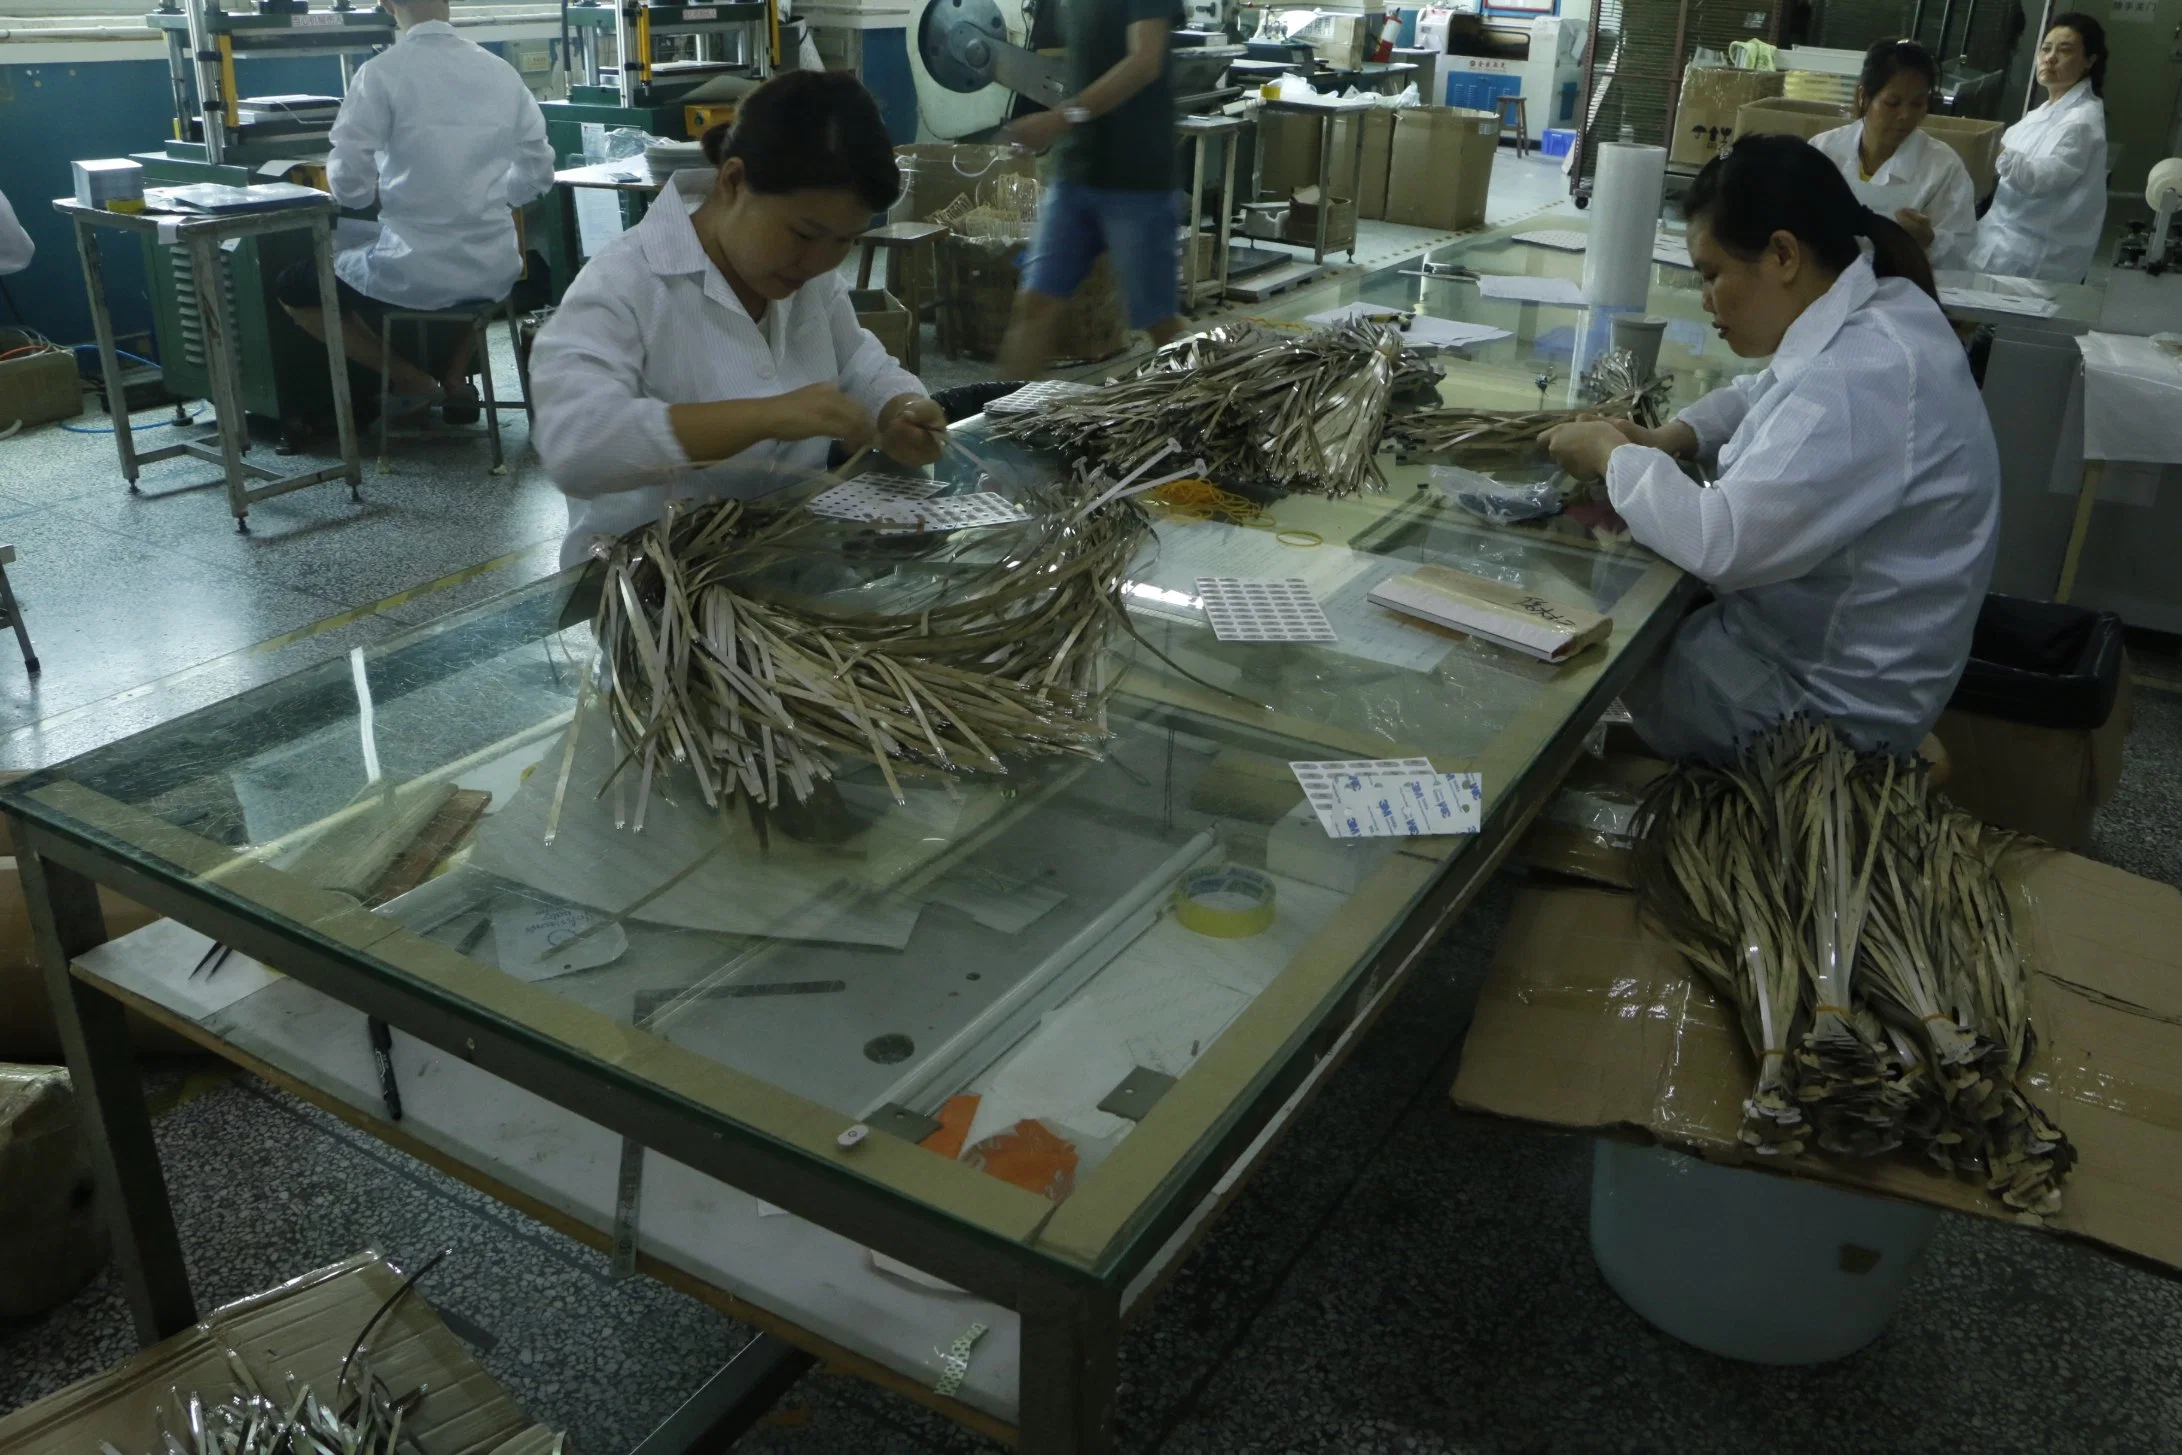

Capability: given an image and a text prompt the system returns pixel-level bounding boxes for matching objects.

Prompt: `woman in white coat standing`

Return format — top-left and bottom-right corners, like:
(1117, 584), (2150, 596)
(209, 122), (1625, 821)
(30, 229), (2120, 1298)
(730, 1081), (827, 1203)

(1968, 13), (2108, 282)
(1540, 135), (1999, 763)
(1810, 40), (1978, 269)
(531, 71), (947, 567)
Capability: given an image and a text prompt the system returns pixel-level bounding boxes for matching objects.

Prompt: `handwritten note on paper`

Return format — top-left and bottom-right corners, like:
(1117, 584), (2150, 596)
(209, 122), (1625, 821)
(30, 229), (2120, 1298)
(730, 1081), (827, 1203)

(1289, 759), (1485, 839)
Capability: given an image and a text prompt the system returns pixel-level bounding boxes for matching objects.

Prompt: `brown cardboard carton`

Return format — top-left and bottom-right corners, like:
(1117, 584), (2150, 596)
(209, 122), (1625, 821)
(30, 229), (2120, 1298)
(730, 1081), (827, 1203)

(1385, 107), (1500, 232)
(1732, 95), (1854, 147)
(1256, 106), (1325, 202)
(1285, 186), (1357, 250)
(0, 858), (176, 1062)
(1330, 108), (1396, 220)
(1513, 752), (1667, 889)
(1454, 849), (2182, 1274)
(849, 287), (911, 364)
(1920, 113), (2005, 199)
(0, 1251), (554, 1454)
(1932, 670), (2132, 853)
(1670, 67), (1785, 166)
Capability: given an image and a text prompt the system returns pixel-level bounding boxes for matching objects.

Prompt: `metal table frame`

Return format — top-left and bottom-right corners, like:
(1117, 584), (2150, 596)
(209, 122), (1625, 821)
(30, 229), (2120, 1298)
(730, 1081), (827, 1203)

(1254, 99), (1372, 266)
(1177, 114), (1242, 312)
(57, 197), (362, 532)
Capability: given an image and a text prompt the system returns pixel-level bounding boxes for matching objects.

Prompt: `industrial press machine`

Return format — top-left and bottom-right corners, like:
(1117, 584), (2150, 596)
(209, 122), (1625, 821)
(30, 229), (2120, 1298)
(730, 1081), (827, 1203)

(131, 0), (398, 438)
(542, 0), (778, 158)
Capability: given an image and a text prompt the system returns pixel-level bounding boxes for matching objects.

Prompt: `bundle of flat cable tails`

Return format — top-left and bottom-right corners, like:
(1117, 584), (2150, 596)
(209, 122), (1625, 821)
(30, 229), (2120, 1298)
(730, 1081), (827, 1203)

(1388, 347), (1675, 456)
(1630, 717), (2074, 1220)
(986, 321), (1435, 499)
(577, 450), (1161, 829)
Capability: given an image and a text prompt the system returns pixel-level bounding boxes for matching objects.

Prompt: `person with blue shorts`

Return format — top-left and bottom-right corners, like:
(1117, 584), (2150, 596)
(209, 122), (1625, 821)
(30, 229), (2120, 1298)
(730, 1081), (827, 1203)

(996, 0), (1185, 378)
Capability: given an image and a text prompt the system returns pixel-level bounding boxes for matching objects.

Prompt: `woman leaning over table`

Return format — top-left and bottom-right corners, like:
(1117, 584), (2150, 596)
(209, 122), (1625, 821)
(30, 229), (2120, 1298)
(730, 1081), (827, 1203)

(1968, 13), (2109, 283)
(1809, 39), (1977, 270)
(1540, 135), (1999, 764)
(530, 70), (947, 567)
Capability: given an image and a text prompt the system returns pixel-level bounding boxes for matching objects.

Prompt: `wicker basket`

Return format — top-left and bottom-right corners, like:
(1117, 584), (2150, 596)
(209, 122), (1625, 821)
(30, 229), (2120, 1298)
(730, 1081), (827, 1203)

(936, 234), (1126, 366)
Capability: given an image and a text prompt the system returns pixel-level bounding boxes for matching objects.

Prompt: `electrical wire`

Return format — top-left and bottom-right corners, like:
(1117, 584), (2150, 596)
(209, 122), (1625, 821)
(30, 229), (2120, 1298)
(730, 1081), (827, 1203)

(60, 405), (202, 435)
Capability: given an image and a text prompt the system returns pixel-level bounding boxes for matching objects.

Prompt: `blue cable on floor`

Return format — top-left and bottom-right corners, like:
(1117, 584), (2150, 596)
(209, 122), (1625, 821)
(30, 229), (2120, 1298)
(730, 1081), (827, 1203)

(60, 344), (201, 433)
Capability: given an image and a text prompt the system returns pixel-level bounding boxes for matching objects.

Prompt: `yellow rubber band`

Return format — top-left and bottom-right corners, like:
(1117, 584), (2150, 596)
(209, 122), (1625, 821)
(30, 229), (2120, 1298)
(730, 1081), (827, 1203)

(1276, 529), (1323, 548)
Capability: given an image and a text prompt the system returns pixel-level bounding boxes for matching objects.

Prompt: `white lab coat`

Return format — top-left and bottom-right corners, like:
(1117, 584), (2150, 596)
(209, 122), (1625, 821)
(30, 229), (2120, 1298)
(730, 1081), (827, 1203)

(1810, 123), (1979, 271)
(531, 171), (924, 566)
(327, 21), (556, 310)
(0, 188), (32, 275)
(1968, 79), (2107, 283)
(1603, 255), (1999, 762)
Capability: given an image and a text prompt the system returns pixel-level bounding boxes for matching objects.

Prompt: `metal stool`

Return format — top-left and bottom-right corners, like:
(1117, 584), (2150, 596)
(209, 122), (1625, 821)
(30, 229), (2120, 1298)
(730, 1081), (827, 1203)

(1494, 94), (1531, 159)
(854, 221), (948, 374)
(0, 546), (38, 674)
(375, 296), (526, 475)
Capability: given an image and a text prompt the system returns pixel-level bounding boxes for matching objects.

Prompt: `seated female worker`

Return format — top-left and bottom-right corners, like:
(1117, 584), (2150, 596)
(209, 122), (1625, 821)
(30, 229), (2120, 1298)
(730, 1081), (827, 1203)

(1809, 39), (1977, 269)
(531, 70), (946, 567)
(1540, 134), (2000, 764)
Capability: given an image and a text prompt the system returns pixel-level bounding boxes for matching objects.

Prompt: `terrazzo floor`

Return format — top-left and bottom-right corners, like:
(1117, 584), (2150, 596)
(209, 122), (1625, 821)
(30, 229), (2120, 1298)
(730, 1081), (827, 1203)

(6, 148), (2182, 1453)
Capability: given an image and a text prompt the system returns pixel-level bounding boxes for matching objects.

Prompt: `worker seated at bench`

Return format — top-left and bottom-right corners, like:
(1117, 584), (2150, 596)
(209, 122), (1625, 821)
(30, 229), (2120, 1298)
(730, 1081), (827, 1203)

(277, 0), (554, 424)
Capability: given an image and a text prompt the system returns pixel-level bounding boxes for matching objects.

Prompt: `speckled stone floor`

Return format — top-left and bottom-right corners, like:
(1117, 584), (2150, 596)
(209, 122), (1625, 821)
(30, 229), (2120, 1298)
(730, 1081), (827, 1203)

(6, 149), (2182, 1453)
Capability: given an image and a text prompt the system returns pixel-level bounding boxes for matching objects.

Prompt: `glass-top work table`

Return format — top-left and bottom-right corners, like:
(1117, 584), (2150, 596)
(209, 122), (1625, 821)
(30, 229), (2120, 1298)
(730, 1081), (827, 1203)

(5, 241), (1754, 1452)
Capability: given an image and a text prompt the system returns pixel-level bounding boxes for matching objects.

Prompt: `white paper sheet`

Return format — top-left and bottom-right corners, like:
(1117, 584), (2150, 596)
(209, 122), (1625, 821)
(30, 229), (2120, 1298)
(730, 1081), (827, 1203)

(1302, 301), (1512, 348)
(1936, 286), (2059, 318)
(1849, 178), (1918, 217)
(112, 920), (285, 1017)
(1473, 273), (1588, 306)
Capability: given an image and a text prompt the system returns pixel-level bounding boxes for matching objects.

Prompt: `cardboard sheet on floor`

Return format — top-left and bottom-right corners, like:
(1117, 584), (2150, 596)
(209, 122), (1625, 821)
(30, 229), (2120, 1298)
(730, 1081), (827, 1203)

(469, 707), (1005, 948)
(0, 1251), (552, 1454)
(1454, 852), (2182, 1273)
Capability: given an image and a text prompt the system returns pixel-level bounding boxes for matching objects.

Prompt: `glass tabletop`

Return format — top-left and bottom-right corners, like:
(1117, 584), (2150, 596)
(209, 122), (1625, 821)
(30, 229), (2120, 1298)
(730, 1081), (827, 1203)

(2, 249), (1741, 1283)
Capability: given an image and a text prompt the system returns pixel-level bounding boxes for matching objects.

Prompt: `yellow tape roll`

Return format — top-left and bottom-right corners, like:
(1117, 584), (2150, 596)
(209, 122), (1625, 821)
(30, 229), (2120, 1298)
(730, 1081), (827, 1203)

(1173, 865), (1278, 938)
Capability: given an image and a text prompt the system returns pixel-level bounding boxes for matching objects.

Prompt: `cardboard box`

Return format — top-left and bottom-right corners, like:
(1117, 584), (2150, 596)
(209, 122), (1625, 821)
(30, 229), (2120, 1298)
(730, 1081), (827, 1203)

(849, 287), (911, 364)
(1257, 108), (1395, 220)
(1921, 113), (2005, 199)
(0, 1251), (556, 1454)
(1732, 95), (1854, 147)
(1454, 849), (2182, 1274)
(1332, 108), (1396, 220)
(0, 340), (83, 431)
(1385, 106), (1500, 232)
(1932, 670), (2132, 853)
(1670, 66), (1785, 166)
(1285, 185), (1357, 250)
(0, 1063), (108, 1319)
(1513, 752), (1666, 889)
(1293, 11), (1367, 70)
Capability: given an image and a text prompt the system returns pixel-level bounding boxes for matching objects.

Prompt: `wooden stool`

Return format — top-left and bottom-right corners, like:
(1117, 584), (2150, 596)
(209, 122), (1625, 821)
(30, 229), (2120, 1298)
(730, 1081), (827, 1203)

(855, 221), (948, 374)
(1494, 94), (1531, 158)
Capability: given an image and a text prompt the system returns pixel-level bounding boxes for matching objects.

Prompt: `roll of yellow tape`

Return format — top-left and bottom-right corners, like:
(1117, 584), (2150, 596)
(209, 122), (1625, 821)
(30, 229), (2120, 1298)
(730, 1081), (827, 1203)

(1173, 865), (1278, 938)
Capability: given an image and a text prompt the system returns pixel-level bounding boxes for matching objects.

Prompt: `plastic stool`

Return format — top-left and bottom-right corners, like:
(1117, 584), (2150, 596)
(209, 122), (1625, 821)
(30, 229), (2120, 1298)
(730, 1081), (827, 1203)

(375, 296), (524, 476)
(855, 221), (947, 373)
(1494, 94), (1531, 158)
(0, 546), (37, 674)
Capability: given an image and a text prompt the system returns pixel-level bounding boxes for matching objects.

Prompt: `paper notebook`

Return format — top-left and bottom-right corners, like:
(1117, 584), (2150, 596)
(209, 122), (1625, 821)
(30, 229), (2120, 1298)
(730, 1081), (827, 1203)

(1368, 564), (1612, 663)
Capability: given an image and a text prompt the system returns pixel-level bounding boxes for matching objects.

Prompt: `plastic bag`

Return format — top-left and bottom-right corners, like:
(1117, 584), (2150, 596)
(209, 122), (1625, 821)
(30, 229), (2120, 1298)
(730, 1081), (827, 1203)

(1429, 465), (1564, 525)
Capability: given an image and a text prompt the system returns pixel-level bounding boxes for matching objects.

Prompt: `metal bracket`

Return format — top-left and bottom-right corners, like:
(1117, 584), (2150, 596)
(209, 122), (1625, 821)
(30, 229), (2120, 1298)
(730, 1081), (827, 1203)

(1097, 1067), (1176, 1122)
(868, 1103), (943, 1144)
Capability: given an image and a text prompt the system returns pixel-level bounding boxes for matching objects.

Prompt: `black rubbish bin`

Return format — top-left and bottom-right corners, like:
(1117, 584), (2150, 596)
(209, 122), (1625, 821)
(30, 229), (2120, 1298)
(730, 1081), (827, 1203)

(1949, 595), (2125, 732)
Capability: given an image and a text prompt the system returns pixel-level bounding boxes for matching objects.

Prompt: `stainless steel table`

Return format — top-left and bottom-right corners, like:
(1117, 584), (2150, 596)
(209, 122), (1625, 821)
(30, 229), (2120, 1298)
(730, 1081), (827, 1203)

(55, 196), (362, 532)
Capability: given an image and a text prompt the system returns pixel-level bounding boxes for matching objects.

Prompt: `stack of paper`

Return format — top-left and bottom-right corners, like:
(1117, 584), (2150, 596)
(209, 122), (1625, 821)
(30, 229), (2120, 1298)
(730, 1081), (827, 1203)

(1368, 563), (1612, 663)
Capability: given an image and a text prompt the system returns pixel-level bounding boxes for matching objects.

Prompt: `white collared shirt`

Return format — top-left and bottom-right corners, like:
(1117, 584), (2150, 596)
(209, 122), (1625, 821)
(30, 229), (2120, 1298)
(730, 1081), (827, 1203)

(1810, 123), (1979, 271)
(0, 187), (31, 274)
(530, 171), (924, 565)
(327, 20), (555, 310)
(1604, 255), (2000, 760)
(1968, 79), (2107, 283)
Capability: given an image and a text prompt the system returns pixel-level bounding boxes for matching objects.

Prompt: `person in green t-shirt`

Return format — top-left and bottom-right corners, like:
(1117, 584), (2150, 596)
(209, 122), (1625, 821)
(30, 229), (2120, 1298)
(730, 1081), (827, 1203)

(995, 0), (1186, 378)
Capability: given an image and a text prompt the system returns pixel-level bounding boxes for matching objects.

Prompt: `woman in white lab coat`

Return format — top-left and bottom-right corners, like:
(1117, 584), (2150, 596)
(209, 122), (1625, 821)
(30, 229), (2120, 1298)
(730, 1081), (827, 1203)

(1810, 40), (1978, 269)
(531, 72), (946, 566)
(1541, 134), (1999, 763)
(1968, 13), (2108, 282)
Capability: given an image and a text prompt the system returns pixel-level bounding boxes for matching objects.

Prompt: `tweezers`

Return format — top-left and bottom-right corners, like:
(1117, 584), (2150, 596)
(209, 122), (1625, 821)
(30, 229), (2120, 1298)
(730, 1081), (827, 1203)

(189, 942), (234, 981)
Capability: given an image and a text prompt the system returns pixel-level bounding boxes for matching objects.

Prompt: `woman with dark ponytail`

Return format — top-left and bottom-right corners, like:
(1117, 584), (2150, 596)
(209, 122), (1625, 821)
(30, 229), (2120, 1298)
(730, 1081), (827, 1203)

(1540, 134), (1999, 763)
(1969, 12), (2108, 282)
